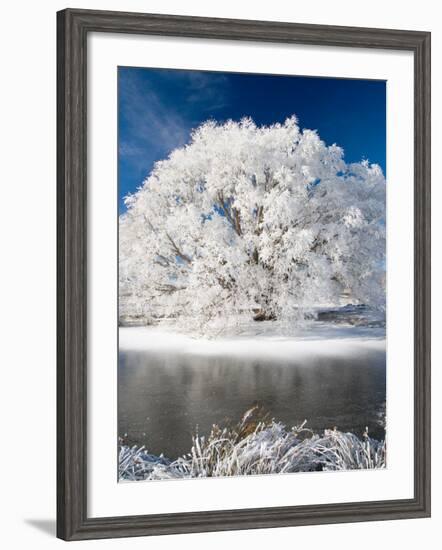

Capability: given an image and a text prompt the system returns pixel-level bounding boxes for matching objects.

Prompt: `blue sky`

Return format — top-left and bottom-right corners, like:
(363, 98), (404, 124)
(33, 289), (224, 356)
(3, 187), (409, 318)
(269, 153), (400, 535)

(118, 67), (386, 213)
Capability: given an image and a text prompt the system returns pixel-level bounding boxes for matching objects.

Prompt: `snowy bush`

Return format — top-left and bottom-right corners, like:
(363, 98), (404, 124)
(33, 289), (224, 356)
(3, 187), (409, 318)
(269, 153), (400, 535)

(119, 408), (386, 481)
(119, 116), (385, 332)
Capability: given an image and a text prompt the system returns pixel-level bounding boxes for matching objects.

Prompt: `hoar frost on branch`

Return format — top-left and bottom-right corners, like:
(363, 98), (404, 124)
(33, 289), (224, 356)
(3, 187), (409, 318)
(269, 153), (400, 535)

(119, 116), (385, 331)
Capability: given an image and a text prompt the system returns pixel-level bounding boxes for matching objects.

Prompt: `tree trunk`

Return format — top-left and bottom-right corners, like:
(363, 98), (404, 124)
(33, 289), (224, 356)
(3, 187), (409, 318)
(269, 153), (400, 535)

(253, 310), (276, 322)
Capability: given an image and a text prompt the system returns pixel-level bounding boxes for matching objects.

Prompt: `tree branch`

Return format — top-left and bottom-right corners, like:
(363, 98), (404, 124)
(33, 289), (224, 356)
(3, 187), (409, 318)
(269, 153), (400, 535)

(166, 233), (192, 265)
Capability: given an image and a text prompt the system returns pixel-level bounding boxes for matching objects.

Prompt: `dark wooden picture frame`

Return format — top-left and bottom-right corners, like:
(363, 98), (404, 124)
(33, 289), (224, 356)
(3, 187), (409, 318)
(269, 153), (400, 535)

(57, 8), (431, 541)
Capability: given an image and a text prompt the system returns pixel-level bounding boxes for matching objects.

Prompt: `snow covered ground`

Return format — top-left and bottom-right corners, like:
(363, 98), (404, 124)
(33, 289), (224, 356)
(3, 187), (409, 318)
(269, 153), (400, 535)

(119, 320), (385, 359)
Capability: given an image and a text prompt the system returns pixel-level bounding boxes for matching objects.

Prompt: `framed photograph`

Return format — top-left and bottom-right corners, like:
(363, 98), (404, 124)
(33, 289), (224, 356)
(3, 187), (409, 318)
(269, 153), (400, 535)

(57, 8), (431, 541)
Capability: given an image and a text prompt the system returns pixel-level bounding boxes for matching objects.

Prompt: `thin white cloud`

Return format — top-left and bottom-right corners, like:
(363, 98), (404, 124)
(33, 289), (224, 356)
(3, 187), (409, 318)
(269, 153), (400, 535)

(119, 71), (190, 162)
(119, 69), (231, 183)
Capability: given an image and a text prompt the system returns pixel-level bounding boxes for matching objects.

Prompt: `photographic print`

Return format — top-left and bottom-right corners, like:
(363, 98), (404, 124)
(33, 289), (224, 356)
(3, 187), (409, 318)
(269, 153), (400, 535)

(117, 67), (387, 482)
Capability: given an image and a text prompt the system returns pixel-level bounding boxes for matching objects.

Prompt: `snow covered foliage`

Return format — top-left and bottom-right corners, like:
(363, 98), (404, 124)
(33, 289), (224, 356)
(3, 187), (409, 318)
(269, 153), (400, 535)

(119, 116), (386, 331)
(119, 409), (386, 481)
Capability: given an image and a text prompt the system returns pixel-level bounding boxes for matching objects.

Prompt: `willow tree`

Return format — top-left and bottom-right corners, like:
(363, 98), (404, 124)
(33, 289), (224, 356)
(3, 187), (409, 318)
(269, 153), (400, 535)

(119, 116), (385, 331)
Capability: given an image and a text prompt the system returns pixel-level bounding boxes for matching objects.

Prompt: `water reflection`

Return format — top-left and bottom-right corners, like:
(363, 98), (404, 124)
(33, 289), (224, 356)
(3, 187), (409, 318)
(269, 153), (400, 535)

(119, 349), (386, 459)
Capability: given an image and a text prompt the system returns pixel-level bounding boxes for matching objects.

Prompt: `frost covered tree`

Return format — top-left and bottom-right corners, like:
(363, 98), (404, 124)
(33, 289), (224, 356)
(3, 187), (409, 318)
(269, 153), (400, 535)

(119, 116), (385, 330)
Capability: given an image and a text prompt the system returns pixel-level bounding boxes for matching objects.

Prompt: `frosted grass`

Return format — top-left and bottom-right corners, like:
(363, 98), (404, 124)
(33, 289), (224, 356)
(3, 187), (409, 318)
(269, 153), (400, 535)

(119, 409), (386, 482)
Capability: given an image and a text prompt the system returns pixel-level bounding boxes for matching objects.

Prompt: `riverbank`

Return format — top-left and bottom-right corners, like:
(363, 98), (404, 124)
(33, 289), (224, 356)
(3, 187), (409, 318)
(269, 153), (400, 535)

(119, 411), (386, 481)
(119, 322), (385, 360)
